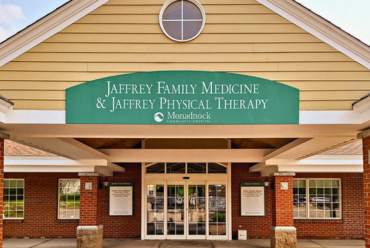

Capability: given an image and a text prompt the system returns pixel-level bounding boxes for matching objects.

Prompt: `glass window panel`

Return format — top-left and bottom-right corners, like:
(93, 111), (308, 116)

(332, 180), (339, 188)
(209, 223), (217, 235)
(58, 179), (80, 219)
(324, 180), (331, 188)
(156, 185), (164, 197)
(163, 1), (182, 20)
(155, 223), (164, 235)
(146, 163), (165, 174)
(293, 188), (298, 194)
(309, 211), (317, 218)
(17, 180), (24, 187)
(9, 211), (17, 218)
(9, 180), (16, 187)
(299, 180), (306, 188)
(176, 223), (184, 235)
(4, 180), (24, 219)
(189, 224), (197, 235)
(163, 21), (182, 41)
(147, 223), (155, 235)
(198, 223), (206, 235)
(317, 180), (323, 187)
(187, 163), (206, 174)
(299, 211), (307, 218)
(309, 188), (316, 195)
(167, 223), (176, 235)
(217, 224), (226, 235)
(299, 188), (306, 194)
(168, 185), (176, 197)
(16, 203), (24, 210)
(198, 185), (205, 197)
(208, 163), (227, 174)
(183, 21), (202, 40)
(309, 180), (316, 188)
(167, 163), (186, 174)
(293, 180), (298, 188)
(183, 1), (202, 19)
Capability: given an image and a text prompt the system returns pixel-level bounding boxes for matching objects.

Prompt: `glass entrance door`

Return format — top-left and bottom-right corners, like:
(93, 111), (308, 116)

(145, 181), (227, 240)
(188, 184), (206, 239)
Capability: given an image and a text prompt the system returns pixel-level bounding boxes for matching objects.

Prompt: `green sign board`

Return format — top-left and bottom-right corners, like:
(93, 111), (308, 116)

(66, 71), (299, 125)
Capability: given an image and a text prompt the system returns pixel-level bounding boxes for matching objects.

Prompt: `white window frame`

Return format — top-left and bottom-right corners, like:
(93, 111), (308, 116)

(4, 179), (25, 220)
(159, 0), (206, 42)
(58, 178), (81, 220)
(293, 178), (342, 220)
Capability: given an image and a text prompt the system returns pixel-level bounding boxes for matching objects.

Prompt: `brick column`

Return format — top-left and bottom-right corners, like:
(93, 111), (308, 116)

(77, 173), (103, 248)
(270, 172), (297, 248)
(0, 133), (9, 248)
(359, 130), (370, 248)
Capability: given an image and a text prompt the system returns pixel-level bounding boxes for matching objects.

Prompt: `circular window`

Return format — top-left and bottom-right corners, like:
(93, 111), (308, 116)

(159, 0), (206, 42)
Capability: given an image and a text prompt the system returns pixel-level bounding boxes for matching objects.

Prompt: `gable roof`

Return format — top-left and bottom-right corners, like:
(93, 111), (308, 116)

(5, 140), (56, 156)
(321, 140), (362, 155)
(0, 0), (370, 70)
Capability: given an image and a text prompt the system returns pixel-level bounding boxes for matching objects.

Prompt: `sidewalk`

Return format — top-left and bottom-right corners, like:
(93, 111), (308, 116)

(3, 238), (365, 248)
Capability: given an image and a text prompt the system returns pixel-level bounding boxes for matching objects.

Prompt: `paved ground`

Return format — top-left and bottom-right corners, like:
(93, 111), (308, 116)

(3, 238), (365, 248)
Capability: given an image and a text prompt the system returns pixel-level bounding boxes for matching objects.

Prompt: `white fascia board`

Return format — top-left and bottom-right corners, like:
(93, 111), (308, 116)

(277, 164), (363, 173)
(6, 110), (65, 124)
(0, 0), (109, 67)
(5, 156), (108, 166)
(5, 165), (95, 173)
(299, 111), (361, 125)
(256, 0), (370, 70)
(3, 110), (368, 125)
(265, 155), (362, 166)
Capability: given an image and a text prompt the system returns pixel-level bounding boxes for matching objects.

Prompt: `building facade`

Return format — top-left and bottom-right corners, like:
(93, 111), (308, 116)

(0, 0), (370, 248)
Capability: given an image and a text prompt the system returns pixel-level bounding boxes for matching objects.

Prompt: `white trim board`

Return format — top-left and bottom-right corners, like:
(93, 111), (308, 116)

(256, 0), (370, 70)
(3, 109), (369, 125)
(0, 0), (110, 67)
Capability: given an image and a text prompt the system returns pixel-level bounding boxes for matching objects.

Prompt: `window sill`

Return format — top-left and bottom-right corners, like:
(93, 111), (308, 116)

(57, 219), (79, 224)
(294, 219), (343, 224)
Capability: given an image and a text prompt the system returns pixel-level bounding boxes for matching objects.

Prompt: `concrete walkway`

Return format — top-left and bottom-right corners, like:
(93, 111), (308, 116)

(3, 238), (365, 248)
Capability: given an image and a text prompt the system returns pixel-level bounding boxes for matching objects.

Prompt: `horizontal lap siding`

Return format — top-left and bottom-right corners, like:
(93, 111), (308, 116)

(0, 0), (369, 110)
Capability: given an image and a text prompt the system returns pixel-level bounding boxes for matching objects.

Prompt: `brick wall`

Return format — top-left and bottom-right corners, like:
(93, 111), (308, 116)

(232, 164), (364, 239)
(80, 176), (101, 226)
(99, 164), (141, 238)
(232, 163), (273, 239)
(363, 136), (370, 247)
(0, 139), (4, 248)
(4, 163), (141, 238)
(294, 173), (364, 239)
(4, 173), (79, 238)
(273, 176), (294, 227)
(4, 163), (363, 239)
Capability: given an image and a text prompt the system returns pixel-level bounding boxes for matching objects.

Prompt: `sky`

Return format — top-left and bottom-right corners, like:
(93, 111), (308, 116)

(0, 0), (370, 45)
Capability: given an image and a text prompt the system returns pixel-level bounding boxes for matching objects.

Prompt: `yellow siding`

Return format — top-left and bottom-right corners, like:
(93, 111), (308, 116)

(0, 0), (369, 110)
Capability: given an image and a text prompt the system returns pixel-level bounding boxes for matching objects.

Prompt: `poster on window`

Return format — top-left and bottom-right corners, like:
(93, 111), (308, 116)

(240, 182), (265, 216)
(109, 181), (134, 216)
